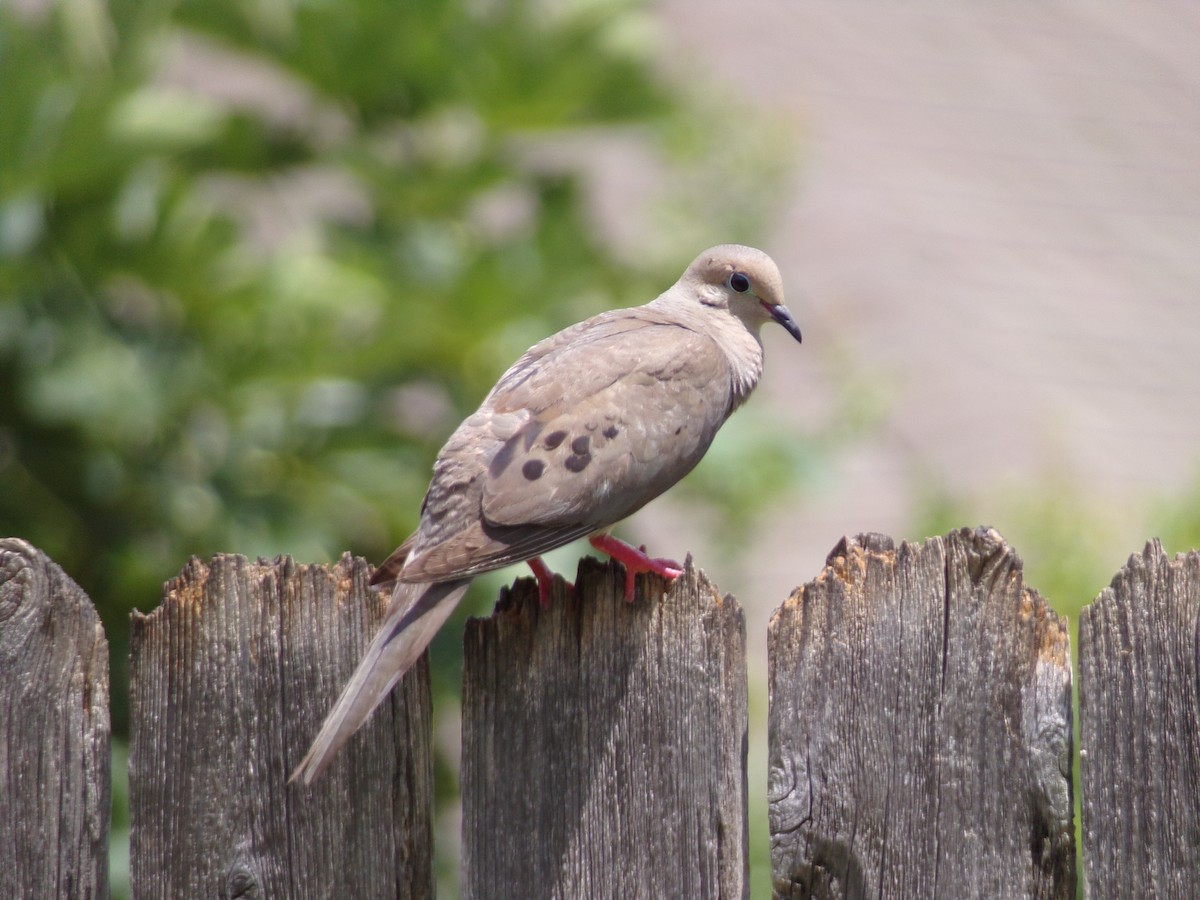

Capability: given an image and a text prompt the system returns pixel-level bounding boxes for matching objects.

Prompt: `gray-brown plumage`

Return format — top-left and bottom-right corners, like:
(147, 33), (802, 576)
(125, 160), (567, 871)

(291, 244), (801, 784)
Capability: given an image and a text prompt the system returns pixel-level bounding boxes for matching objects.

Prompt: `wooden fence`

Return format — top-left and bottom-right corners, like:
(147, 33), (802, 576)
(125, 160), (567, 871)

(1, 527), (1197, 898)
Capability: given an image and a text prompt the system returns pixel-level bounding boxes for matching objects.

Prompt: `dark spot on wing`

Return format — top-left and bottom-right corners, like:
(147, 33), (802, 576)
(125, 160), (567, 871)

(522, 460), (545, 481)
(543, 430), (568, 450)
(603, 425), (619, 439)
(571, 435), (590, 455)
(490, 422), (542, 478)
(564, 453), (592, 473)
(523, 423), (543, 450)
(489, 435), (519, 477)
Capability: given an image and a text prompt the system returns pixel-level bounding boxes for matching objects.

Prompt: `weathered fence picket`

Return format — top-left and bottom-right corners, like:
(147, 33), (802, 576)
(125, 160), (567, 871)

(0, 538), (110, 900)
(768, 528), (1075, 898)
(460, 556), (748, 900)
(3, 530), (1200, 898)
(1079, 541), (1200, 900)
(127, 553), (434, 898)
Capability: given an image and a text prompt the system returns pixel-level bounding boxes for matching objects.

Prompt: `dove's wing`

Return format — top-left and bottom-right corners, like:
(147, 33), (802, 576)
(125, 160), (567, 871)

(482, 324), (732, 525)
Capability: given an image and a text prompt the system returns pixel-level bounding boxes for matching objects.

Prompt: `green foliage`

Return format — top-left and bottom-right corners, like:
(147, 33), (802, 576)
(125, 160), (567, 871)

(1152, 467), (1200, 560)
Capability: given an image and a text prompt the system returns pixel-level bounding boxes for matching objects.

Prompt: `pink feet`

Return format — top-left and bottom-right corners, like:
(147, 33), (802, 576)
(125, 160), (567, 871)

(526, 537), (682, 606)
(588, 533), (683, 601)
(527, 556), (570, 608)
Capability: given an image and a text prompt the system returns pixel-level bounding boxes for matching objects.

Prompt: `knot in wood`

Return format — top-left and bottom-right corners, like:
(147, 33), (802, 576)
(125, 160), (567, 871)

(224, 862), (262, 899)
(0, 538), (39, 622)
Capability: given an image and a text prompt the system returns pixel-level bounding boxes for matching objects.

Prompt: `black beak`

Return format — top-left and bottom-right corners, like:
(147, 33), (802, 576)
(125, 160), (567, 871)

(765, 302), (802, 344)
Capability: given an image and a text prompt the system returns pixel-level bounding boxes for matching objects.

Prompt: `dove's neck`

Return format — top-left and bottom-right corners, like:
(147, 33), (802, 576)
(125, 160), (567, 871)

(649, 294), (765, 409)
(712, 314), (765, 410)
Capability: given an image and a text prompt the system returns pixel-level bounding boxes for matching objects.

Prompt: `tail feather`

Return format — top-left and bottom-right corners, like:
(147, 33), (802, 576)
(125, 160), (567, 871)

(290, 577), (472, 784)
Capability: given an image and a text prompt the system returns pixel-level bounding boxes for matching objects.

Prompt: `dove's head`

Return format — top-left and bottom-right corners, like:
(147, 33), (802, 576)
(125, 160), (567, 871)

(681, 244), (802, 343)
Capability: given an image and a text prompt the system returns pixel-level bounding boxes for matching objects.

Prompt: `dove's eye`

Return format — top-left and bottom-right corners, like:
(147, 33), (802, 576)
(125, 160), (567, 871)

(728, 272), (751, 293)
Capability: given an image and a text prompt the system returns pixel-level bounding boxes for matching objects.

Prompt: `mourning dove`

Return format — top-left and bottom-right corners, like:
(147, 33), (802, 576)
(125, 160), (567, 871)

(291, 244), (801, 784)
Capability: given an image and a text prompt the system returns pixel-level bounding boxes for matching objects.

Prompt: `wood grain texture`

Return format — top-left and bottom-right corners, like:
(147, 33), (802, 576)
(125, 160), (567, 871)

(0, 538), (111, 900)
(769, 528), (1074, 899)
(128, 553), (433, 899)
(1078, 540), (1200, 899)
(460, 556), (748, 900)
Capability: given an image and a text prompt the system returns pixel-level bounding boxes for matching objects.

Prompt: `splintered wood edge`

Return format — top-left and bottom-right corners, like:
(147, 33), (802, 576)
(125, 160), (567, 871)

(131, 552), (369, 625)
(770, 527), (1068, 656)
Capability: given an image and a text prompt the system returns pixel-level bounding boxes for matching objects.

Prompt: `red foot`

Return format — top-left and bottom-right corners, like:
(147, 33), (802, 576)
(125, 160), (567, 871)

(527, 556), (571, 608)
(588, 534), (683, 601)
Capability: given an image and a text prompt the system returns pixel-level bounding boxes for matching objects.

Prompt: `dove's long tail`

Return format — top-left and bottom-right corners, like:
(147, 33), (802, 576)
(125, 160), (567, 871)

(290, 577), (472, 784)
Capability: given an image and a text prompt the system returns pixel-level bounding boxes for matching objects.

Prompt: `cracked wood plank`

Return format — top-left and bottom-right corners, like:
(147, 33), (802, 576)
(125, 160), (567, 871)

(1079, 541), (1200, 898)
(768, 528), (1074, 899)
(0, 539), (110, 900)
(460, 556), (749, 900)
(128, 553), (433, 898)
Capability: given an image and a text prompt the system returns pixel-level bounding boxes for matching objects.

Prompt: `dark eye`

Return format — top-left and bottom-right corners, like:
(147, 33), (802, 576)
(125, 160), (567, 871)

(728, 272), (751, 293)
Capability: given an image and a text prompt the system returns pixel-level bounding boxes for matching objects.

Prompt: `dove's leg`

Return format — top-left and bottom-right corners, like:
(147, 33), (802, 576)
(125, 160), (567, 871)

(588, 533), (683, 601)
(526, 556), (571, 607)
